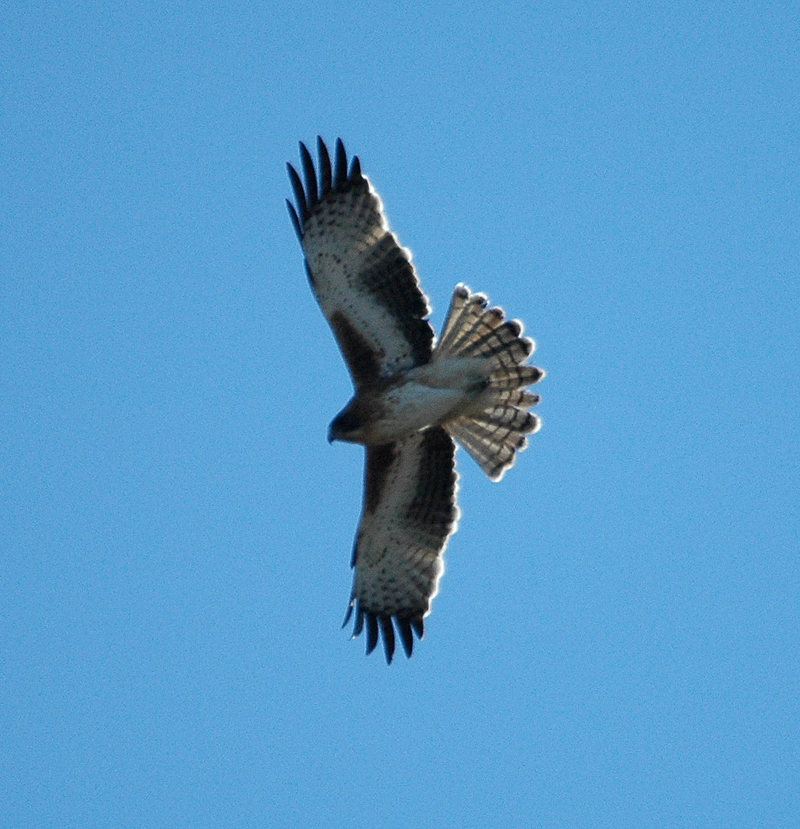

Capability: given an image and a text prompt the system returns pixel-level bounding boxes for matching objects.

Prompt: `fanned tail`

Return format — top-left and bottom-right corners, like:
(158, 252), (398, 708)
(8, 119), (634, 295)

(435, 284), (544, 481)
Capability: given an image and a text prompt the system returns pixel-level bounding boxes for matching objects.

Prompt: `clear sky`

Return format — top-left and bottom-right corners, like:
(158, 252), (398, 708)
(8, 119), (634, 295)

(3, 2), (798, 826)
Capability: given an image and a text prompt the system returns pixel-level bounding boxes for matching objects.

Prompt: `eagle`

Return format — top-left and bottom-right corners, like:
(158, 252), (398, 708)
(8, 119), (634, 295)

(287, 138), (544, 663)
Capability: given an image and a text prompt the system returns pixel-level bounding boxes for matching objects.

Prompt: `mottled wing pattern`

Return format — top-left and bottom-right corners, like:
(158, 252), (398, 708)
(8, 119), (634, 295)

(342, 426), (459, 663)
(287, 137), (434, 388)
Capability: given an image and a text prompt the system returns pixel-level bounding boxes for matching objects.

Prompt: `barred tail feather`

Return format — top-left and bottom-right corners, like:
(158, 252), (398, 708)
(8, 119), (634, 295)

(436, 286), (535, 371)
(483, 388), (540, 409)
(488, 365), (544, 390)
(447, 412), (539, 481)
(436, 284), (544, 480)
(460, 319), (533, 369)
(436, 285), (495, 357)
(436, 284), (475, 351)
(446, 419), (515, 480)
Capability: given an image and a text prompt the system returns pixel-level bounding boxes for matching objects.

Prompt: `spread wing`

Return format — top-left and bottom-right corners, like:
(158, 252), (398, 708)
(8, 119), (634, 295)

(287, 137), (434, 388)
(342, 426), (460, 663)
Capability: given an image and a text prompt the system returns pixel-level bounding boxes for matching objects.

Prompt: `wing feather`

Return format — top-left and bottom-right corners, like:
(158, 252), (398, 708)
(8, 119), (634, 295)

(334, 137), (347, 187)
(286, 162), (308, 223)
(366, 614), (379, 655)
(286, 199), (302, 243)
(396, 618), (414, 658)
(317, 136), (332, 195)
(287, 138), (434, 388)
(346, 427), (459, 663)
(299, 141), (318, 208)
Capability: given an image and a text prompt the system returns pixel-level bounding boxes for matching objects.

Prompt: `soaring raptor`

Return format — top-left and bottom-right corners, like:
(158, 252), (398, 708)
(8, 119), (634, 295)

(287, 138), (544, 663)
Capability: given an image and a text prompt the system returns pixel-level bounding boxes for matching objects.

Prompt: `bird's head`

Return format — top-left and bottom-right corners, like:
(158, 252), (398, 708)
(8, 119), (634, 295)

(328, 400), (367, 444)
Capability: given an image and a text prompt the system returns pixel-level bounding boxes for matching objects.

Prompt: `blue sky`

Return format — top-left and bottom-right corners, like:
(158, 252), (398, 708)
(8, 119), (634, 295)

(3, 2), (798, 826)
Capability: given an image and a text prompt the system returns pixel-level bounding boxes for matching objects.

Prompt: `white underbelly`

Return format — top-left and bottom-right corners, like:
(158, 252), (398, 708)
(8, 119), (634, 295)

(369, 381), (476, 443)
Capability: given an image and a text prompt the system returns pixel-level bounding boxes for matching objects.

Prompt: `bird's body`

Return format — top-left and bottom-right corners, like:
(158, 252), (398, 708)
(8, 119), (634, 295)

(330, 358), (493, 446)
(287, 138), (544, 662)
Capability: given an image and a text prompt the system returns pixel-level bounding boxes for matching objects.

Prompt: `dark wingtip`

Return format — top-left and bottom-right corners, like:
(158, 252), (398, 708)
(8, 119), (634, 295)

(287, 137), (359, 232)
(365, 614), (379, 655)
(299, 141), (318, 208)
(342, 598), (355, 629)
(353, 605), (365, 638)
(286, 162), (308, 221)
(397, 619), (414, 658)
(334, 137), (347, 186)
(286, 199), (302, 241)
(317, 136), (332, 196)
(379, 616), (396, 664)
(350, 154), (363, 182)
(343, 606), (427, 662)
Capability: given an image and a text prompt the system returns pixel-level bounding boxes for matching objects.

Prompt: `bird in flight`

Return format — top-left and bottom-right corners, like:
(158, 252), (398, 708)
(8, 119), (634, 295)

(287, 138), (544, 663)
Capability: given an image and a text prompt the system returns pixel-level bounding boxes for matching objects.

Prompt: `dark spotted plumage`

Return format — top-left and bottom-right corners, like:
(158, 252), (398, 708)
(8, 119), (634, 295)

(287, 138), (433, 389)
(287, 139), (544, 663)
(342, 427), (457, 662)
